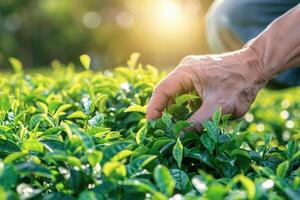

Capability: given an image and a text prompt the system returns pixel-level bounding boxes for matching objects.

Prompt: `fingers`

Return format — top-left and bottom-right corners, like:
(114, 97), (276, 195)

(146, 91), (169, 120)
(187, 98), (219, 132)
(146, 72), (188, 120)
(167, 98), (175, 107)
(187, 94), (234, 132)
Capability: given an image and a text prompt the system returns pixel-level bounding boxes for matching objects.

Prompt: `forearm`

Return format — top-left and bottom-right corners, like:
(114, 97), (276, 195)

(246, 4), (300, 79)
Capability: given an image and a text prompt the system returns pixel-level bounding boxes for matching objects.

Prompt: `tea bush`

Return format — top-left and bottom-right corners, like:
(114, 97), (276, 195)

(0, 54), (299, 200)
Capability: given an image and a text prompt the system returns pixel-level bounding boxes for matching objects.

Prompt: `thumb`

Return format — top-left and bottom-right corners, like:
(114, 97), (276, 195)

(187, 98), (219, 132)
(146, 71), (192, 120)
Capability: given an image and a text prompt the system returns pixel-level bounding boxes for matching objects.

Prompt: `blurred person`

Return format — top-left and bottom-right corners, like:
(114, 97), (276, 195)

(146, 1), (300, 131)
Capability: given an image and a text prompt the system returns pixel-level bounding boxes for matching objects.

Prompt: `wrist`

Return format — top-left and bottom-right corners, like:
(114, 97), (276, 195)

(237, 46), (269, 89)
(244, 5), (300, 79)
(245, 35), (278, 79)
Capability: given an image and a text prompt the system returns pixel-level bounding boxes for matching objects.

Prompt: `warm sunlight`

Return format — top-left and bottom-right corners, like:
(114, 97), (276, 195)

(158, 0), (183, 25)
(150, 0), (186, 32)
(117, 0), (205, 66)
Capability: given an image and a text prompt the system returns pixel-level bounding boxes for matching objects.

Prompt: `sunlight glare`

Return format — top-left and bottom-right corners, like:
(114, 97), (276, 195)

(160, 0), (182, 23)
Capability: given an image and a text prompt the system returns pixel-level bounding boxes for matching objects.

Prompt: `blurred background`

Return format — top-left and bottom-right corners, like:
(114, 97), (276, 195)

(0, 0), (213, 70)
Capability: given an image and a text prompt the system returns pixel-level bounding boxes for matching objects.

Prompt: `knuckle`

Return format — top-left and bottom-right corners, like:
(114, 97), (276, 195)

(242, 86), (257, 104)
(233, 101), (249, 118)
(180, 55), (198, 66)
(153, 85), (162, 94)
(190, 118), (201, 131)
(182, 55), (194, 62)
(218, 101), (233, 115)
(181, 55), (211, 66)
(171, 70), (187, 81)
(153, 82), (168, 95)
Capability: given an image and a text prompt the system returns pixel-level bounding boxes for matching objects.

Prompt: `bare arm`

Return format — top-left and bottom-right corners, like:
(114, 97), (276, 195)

(146, 5), (300, 130)
(247, 4), (300, 77)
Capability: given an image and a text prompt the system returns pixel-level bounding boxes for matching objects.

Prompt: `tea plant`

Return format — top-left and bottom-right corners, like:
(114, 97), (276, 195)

(0, 54), (299, 200)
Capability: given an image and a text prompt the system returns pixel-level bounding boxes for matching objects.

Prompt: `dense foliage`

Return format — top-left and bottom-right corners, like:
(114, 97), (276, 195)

(0, 0), (131, 68)
(0, 54), (299, 200)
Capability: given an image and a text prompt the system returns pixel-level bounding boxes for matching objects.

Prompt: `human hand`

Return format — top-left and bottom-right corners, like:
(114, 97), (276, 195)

(146, 47), (269, 131)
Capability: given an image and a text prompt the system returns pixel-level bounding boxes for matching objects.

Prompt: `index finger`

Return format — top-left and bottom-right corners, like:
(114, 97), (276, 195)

(146, 73), (187, 120)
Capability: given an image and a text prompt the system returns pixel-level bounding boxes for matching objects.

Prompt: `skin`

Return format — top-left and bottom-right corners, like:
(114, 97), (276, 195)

(146, 5), (300, 131)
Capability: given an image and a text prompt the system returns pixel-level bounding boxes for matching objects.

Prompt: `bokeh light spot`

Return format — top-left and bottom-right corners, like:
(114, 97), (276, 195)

(245, 113), (254, 122)
(286, 120), (294, 129)
(281, 99), (290, 109)
(262, 179), (274, 189)
(280, 110), (289, 119)
(4, 14), (21, 32)
(83, 11), (101, 29)
(116, 11), (135, 28)
(256, 123), (265, 132)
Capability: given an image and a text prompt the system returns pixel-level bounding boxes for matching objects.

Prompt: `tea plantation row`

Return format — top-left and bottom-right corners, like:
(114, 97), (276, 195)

(0, 54), (299, 200)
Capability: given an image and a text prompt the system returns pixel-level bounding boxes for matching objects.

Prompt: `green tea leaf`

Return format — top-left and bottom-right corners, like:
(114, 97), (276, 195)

(67, 111), (87, 119)
(0, 93), (11, 112)
(124, 104), (147, 114)
(9, 57), (23, 74)
(149, 138), (174, 154)
(161, 112), (172, 126)
(111, 150), (132, 161)
(159, 141), (176, 154)
(173, 121), (192, 135)
(90, 94), (107, 113)
(284, 188), (300, 200)
(276, 160), (289, 178)
(201, 133), (215, 154)
(154, 165), (175, 196)
(88, 113), (104, 127)
(43, 127), (64, 136)
(54, 104), (72, 119)
(126, 155), (157, 176)
(136, 125), (147, 145)
(230, 175), (255, 200)
(206, 184), (227, 200)
(0, 186), (6, 200)
(123, 179), (167, 200)
(170, 169), (192, 191)
(36, 102), (48, 113)
(202, 120), (219, 142)
(172, 138), (183, 168)
(213, 108), (222, 126)
(175, 94), (199, 106)
(46, 152), (81, 167)
(103, 161), (126, 180)
(84, 80), (95, 101)
(0, 163), (17, 190)
(231, 149), (251, 159)
(4, 152), (27, 164)
(102, 141), (133, 163)
(0, 139), (20, 154)
(67, 156), (82, 167)
(80, 54), (91, 70)
(221, 114), (231, 128)
(154, 129), (164, 136)
(41, 140), (65, 151)
(231, 149), (251, 171)
(263, 134), (271, 146)
(78, 191), (97, 200)
(17, 162), (53, 179)
(22, 139), (44, 153)
(87, 150), (103, 167)
(186, 151), (213, 167)
(286, 140), (297, 160)
(127, 52), (140, 69)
